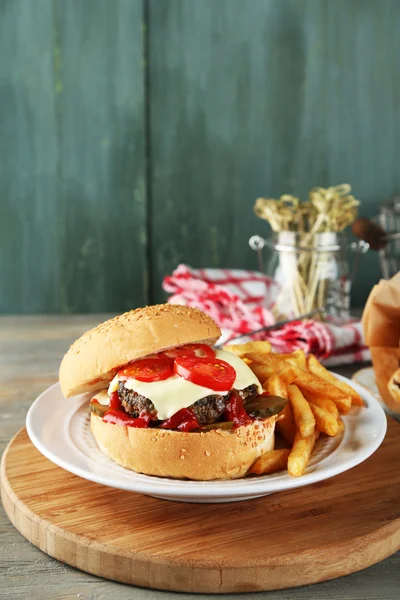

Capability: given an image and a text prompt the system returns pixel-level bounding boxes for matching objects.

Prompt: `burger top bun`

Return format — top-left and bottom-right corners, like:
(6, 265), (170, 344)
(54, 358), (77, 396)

(59, 304), (221, 398)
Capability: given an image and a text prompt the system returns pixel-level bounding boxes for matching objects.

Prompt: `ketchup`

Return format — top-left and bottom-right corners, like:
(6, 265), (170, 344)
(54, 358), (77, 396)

(224, 391), (252, 428)
(102, 408), (151, 428)
(109, 391), (121, 409)
(160, 408), (201, 432)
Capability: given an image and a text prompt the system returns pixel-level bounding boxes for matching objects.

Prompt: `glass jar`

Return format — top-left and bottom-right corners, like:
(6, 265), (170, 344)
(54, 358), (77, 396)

(249, 231), (355, 320)
(377, 196), (400, 279)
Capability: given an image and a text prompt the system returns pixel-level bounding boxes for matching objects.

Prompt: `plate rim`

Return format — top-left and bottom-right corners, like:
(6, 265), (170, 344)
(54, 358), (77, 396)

(26, 375), (387, 499)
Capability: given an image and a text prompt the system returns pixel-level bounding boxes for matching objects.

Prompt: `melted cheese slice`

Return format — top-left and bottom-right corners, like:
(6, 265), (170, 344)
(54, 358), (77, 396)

(107, 349), (262, 420)
(93, 390), (111, 405)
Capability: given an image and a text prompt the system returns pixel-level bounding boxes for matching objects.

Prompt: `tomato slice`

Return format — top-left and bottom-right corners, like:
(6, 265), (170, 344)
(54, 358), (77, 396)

(174, 357), (236, 391)
(118, 356), (173, 382)
(164, 343), (215, 359)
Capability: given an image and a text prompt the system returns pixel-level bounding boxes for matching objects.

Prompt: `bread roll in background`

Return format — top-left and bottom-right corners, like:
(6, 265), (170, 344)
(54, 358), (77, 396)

(388, 367), (400, 406)
(370, 347), (400, 412)
(362, 272), (400, 411)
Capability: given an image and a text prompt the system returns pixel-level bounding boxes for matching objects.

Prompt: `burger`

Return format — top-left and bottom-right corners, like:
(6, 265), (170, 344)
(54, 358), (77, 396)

(59, 304), (281, 480)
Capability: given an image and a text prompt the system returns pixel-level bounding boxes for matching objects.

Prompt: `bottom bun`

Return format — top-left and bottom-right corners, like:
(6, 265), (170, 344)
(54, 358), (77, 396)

(90, 413), (276, 480)
(370, 346), (400, 412)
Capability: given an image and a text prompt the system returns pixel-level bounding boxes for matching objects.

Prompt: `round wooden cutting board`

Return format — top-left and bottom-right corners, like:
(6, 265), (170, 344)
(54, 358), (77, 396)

(1, 421), (400, 594)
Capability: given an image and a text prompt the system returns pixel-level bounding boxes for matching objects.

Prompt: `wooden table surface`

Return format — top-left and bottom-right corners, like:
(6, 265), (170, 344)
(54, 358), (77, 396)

(0, 315), (399, 600)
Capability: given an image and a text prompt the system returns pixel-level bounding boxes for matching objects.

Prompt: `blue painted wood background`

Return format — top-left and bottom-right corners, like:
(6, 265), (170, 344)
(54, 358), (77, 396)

(1, 0), (398, 313)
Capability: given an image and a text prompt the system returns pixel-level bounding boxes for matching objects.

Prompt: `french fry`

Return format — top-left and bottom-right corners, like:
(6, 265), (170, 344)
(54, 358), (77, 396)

(250, 354), (353, 413)
(289, 365), (352, 414)
(248, 449), (290, 475)
(263, 375), (296, 444)
(249, 357), (296, 384)
(273, 349), (308, 370)
(287, 384), (316, 438)
(308, 402), (339, 436)
(276, 365), (298, 385)
(288, 429), (317, 477)
(250, 362), (276, 382)
(307, 354), (364, 407)
(292, 349), (308, 371)
(276, 402), (296, 445)
(302, 391), (339, 417)
(247, 352), (296, 368)
(348, 394), (365, 407)
(227, 344), (354, 480)
(264, 375), (287, 398)
(223, 341), (272, 357)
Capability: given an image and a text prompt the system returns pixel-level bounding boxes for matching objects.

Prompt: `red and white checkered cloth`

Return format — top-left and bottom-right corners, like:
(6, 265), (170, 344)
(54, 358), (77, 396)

(162, 264), (370, 366)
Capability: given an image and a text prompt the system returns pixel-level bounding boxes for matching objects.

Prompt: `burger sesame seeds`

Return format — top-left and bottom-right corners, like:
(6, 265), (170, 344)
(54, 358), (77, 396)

(205, 451), (211, 457)
(151, 437), (157, 442)
(181, 448), (187, 453)
(180, 455), (185, 460)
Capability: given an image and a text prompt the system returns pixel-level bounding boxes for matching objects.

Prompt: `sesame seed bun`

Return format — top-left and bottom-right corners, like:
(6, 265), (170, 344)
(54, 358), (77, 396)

(59, 304), (221, 398)
(90, 412), (276, 480)
(387, 366), (400, 406)
(370, 346), (400, 412)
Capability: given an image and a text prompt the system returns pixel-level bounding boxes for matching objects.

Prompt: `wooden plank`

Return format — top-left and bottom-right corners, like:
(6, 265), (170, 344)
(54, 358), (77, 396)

(0, 0), (60, 313)
(148, 0), (400, 306)
(56, 0), (147, 312)
(0, 0), (147, 314)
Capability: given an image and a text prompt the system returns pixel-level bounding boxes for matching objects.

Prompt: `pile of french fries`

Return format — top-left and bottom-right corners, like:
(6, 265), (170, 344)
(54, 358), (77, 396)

(224, 342), (364, 478)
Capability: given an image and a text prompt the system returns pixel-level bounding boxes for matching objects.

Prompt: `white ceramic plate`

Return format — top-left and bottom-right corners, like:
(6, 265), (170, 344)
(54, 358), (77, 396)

(26, 376), (387, 503)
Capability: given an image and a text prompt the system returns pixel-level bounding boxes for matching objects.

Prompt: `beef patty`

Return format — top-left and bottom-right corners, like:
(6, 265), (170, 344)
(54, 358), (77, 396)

(118, 382), (258, 425)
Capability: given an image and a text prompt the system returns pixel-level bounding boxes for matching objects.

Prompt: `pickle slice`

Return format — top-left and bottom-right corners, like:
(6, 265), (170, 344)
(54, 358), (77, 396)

(89, 400), (108, 418)
(201, 421), (234, 431)
(245, 395), (288, 420)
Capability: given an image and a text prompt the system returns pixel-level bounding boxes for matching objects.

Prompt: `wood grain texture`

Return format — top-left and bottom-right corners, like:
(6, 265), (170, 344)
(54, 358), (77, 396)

(0, 315), (399, 599)
(0, 0), (147, 313)
(2, 0), (400, 313)
(55, 0), (147, 312)
(2, 421), (400, 593)
(0, 0), (60, 312)
(148, 0), (400, 305)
